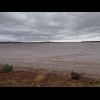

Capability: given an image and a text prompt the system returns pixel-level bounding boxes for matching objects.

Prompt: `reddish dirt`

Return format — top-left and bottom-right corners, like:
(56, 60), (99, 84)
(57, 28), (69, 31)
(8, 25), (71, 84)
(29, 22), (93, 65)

(0, 68), (100, 87)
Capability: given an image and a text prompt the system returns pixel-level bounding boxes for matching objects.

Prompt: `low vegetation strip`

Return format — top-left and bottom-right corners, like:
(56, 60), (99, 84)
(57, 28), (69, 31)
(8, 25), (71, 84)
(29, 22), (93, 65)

(0, 64), (13, 73)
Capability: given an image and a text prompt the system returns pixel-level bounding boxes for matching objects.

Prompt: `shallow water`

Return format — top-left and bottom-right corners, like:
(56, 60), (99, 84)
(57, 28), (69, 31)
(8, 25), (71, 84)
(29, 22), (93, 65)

(0, 42), (100, 75)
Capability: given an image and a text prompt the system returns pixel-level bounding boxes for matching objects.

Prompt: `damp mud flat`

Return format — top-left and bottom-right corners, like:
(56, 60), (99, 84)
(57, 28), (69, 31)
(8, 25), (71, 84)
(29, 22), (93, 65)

(0, 42), (100, 77)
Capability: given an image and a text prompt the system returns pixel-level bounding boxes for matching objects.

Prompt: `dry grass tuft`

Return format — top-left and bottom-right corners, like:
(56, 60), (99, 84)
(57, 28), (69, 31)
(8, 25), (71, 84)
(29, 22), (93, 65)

(31, 74), (46, 87)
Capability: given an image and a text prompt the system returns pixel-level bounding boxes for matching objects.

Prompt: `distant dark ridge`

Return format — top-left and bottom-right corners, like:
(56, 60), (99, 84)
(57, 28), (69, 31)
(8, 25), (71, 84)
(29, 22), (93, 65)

(0, 41), (79, 43)
(0, 42), (24, 43)
(3, 41), (100, 43)
(0, 42), (81, 43)
(82, 41), (100, 43)
(1, 41), (100, 43)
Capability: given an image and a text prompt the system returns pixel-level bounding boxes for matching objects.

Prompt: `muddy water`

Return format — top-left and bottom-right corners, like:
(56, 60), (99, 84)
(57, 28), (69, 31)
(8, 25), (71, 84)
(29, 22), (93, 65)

(0, 42), (100, 76)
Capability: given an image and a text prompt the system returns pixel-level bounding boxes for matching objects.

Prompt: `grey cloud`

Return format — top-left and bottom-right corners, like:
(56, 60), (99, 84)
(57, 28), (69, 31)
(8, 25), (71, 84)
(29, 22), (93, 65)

(74, 12), (100, 31)
(0, 12), (27, 26)
(0, 12), (100, 42)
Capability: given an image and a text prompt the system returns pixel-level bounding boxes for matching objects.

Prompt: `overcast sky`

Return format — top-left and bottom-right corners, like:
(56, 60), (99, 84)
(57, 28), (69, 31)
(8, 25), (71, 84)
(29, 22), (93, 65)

(0, 12), (100, 42)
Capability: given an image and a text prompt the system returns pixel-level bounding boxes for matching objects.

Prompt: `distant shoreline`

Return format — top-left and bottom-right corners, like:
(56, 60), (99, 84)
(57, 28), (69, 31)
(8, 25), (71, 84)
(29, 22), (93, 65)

(0, 41), (100, 43)
(82, 41), (100, 43)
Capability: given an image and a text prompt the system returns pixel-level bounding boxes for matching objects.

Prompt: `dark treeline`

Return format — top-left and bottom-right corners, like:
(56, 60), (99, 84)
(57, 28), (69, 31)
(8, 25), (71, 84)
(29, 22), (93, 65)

(82, 41), (100, 43)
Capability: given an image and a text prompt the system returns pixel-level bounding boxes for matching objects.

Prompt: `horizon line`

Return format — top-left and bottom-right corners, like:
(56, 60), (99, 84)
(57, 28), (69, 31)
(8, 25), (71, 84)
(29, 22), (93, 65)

(0, 41), (100, 43)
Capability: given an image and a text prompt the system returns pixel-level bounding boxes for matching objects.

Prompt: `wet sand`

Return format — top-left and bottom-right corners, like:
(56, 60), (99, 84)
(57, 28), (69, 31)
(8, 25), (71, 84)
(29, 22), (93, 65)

(0, 42), (100, 76)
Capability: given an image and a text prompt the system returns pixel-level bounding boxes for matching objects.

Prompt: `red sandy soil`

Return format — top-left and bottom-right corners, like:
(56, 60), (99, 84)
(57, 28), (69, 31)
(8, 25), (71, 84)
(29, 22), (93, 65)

(0, 67), (100, 87)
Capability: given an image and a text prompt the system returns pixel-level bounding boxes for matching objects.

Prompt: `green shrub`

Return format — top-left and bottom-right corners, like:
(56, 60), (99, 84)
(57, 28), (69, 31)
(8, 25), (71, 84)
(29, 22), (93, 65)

(2, 64), (13, 73)
(71, 71), (81, 80)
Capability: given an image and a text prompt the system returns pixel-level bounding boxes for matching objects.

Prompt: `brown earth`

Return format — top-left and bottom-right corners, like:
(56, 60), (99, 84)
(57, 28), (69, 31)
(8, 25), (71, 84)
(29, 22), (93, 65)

(0, 66), (100, 87)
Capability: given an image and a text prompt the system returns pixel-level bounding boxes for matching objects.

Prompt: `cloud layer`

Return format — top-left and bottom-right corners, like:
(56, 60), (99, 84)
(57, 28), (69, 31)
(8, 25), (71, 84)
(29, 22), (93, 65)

(0, 12), (100, 42)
